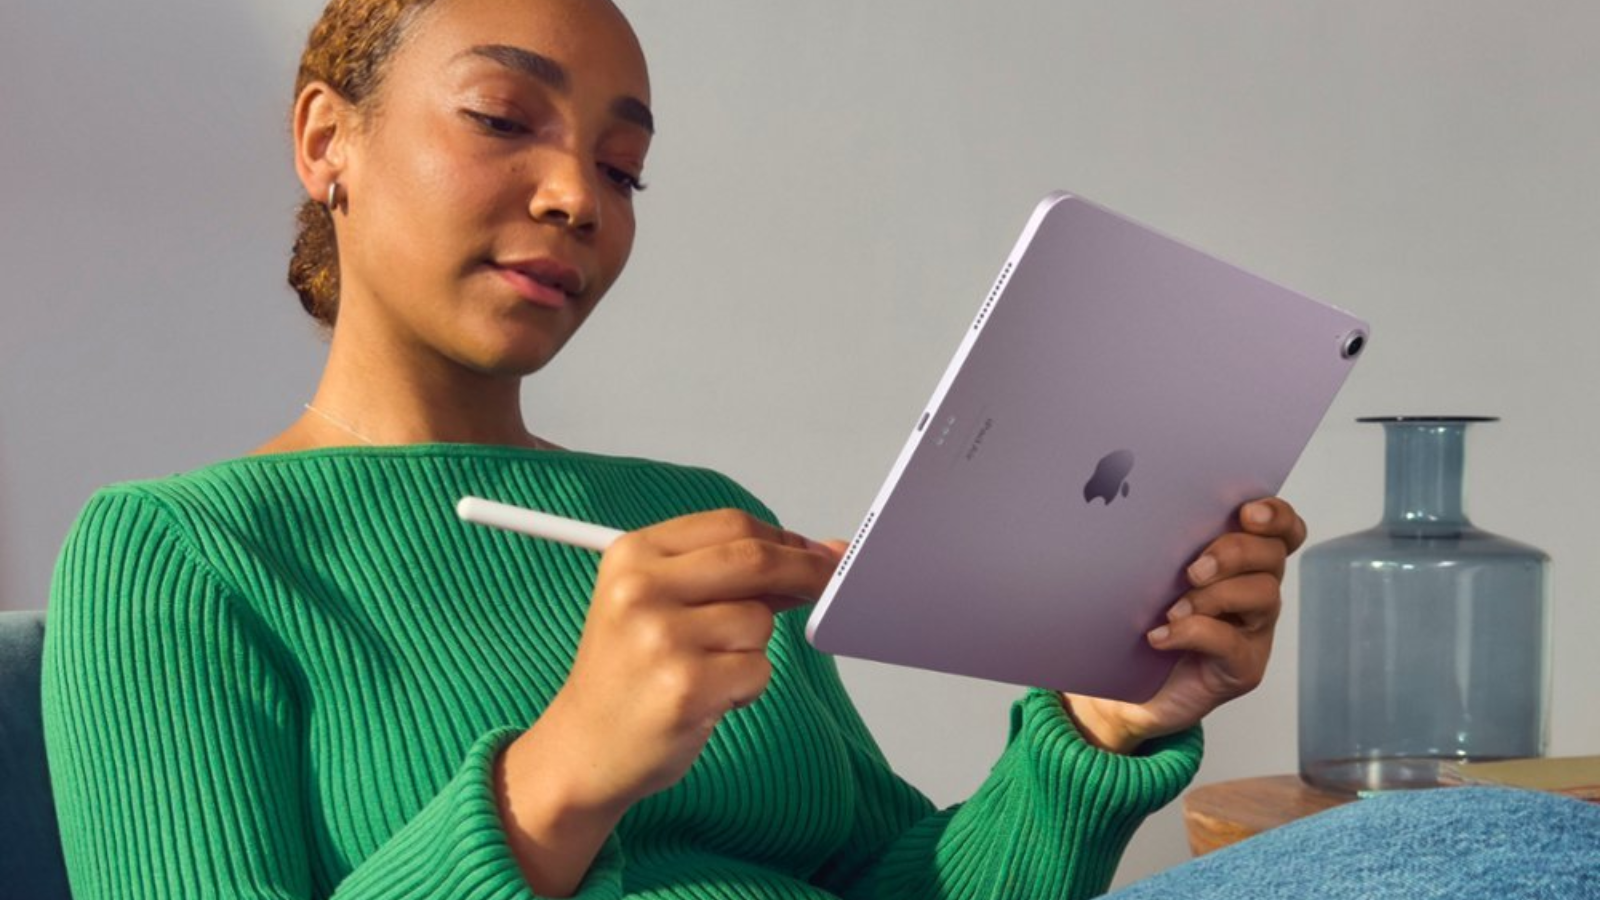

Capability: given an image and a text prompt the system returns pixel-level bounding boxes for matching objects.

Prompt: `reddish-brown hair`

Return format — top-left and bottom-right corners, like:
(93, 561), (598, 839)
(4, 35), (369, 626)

(287, 0), (437, 327)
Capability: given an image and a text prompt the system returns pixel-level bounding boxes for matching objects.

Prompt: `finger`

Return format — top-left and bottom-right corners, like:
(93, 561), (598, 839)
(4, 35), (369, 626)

(1147, 615), (1268, 693)
(626, 508), (833, 559)
(657, 538), (840, 609)
(679, 599), (778, 653)
(1187, 531), (1289, 587)
(653, 650), (775, 731)
(1239, 497), (1308, 554)
(1167, 573), (1281, 632)
(700, 650), (775, 717)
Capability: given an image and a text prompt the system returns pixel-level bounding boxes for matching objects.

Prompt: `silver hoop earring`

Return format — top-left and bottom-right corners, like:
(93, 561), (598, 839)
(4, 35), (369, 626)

(326, 182), (339, 211)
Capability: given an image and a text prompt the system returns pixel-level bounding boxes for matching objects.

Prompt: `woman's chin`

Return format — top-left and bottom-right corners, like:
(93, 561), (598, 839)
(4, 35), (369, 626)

(454, 334), (572, 379)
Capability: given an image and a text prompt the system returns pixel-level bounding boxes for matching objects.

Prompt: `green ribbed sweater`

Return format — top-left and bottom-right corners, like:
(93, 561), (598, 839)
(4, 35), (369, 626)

(42, 445), (1201, 900)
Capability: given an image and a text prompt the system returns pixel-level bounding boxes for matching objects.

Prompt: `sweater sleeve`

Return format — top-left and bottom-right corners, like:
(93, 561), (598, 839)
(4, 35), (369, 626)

(42, 488), (624, 900)
(786, 617), (1202, 900)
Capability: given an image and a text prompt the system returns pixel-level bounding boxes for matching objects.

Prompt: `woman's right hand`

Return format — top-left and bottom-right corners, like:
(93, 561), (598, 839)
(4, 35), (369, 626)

(494, 509), (845, 895)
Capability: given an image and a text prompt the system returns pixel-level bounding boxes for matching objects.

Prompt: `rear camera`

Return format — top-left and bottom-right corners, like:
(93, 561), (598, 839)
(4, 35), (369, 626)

(1340, 330), (1367, 360)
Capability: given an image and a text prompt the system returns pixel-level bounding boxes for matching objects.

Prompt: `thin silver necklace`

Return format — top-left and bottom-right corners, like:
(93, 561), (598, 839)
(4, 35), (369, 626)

(303, 403), (376, 445)
(302, 402), (554, 451)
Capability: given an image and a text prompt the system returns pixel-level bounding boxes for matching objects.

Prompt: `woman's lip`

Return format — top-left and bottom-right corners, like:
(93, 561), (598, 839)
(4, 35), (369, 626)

(497, 257), (583, 295)
(492, 265), (572, 309)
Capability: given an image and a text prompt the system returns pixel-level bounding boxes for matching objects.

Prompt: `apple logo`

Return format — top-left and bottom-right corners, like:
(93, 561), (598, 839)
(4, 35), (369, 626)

(1083, 449), (1135, 504)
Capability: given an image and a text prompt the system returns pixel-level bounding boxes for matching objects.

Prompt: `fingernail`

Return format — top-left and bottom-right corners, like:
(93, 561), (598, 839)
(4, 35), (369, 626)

(1244, 503), (1272, 526)
(1188, 555), (1218, 584)
(1168, 598), (1193, 621)
(1148, 625), (1171, 644)
(804, 538), (835, 556)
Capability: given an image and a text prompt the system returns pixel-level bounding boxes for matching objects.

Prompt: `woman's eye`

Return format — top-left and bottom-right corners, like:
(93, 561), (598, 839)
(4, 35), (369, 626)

(465, 111), (527, 137)
(600, 164), (647, 196)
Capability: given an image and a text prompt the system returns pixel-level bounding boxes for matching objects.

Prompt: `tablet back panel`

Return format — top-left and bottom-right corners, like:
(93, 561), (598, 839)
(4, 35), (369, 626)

(806, 193), (1367, 702)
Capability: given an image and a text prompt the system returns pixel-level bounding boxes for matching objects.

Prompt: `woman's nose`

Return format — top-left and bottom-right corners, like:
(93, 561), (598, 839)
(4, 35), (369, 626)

(528, 150), (601, 236)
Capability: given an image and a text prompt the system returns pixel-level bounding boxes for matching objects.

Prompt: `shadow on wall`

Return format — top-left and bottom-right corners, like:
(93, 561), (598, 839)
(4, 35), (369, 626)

(0, 0), (336, 618)
(0, 428), (15, 613)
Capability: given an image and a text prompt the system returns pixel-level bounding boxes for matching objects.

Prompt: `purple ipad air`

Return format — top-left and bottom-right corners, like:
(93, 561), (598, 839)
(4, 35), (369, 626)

(805, 192), (1368, 702)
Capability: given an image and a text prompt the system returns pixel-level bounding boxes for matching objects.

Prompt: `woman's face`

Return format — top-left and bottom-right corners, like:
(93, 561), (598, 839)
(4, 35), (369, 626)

(331, 0), (652, 376)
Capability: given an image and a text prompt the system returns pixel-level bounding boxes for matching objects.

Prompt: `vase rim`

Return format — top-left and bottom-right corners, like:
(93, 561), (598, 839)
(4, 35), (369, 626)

(1356, 416), (1500, 424)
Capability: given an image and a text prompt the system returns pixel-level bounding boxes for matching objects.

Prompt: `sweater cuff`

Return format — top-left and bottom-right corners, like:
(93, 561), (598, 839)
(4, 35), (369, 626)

(999, 689), (1203, 891)
(1010, 689), (1203, 812)
(335, 727), (625, 900)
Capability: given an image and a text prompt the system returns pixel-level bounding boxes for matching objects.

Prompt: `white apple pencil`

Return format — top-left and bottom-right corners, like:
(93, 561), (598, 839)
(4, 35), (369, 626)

(456, 496), (624, 552)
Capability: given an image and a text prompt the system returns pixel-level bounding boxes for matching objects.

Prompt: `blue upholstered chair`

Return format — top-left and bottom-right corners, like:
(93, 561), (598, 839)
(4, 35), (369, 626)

(0, 609), (72, 899)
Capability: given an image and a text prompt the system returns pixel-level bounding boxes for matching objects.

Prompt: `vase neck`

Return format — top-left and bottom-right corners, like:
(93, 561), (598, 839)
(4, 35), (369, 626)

(1380, 422), (1472, 528)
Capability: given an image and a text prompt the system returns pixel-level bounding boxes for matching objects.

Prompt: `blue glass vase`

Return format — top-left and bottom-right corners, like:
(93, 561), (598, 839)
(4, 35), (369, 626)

(1298, 416), (1551, 794)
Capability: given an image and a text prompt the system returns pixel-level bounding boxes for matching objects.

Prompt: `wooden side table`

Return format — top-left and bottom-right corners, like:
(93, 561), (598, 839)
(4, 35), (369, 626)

(1181, 775), (1353, 856)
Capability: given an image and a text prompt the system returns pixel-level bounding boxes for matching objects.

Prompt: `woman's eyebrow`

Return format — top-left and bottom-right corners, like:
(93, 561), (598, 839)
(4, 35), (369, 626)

(455, 43), (655, 135)
(457, 44), (568, 90)
(612, 97), (654, 135)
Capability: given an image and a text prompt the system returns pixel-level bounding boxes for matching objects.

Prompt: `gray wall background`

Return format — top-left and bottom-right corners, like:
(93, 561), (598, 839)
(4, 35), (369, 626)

(3, 0), (1597, 886)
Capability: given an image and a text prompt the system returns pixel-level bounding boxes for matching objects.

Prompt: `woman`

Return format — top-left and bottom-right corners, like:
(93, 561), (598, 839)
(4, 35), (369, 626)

(49, 1), (1587, 899)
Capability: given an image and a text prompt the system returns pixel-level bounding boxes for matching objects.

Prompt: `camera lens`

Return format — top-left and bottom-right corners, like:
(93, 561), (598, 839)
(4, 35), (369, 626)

(1340, 331), (1367, 359)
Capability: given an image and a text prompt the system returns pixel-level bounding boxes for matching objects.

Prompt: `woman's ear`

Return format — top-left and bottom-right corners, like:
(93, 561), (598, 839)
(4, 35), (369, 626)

(292, 81), (355, 208)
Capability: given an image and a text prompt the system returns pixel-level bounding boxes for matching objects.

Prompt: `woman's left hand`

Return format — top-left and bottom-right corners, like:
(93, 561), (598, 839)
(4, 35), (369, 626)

(1064, 497), (1307, 754)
